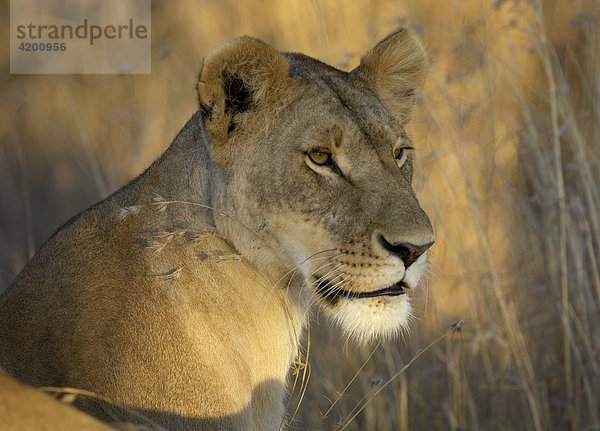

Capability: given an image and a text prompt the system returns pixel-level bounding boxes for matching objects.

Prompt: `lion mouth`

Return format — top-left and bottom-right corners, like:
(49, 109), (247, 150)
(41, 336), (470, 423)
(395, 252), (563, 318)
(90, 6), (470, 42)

(315, 279), (408, 303)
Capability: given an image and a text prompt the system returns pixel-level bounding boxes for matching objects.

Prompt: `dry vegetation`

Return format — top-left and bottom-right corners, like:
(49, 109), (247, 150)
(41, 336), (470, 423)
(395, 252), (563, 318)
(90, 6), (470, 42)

(1, 0), (599, 430)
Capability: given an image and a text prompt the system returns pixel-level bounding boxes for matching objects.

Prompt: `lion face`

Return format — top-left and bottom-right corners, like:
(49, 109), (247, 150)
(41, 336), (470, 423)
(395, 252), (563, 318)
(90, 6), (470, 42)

(198, 30), (434, 343)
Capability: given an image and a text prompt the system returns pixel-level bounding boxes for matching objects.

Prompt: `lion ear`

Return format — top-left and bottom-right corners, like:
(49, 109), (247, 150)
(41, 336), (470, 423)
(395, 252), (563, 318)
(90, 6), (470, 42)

(352, 29), (428, 125)
(197, 37), (289, 143)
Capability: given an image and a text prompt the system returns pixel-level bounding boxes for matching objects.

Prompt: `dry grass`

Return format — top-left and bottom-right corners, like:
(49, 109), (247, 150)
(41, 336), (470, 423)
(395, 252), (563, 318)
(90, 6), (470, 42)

(1, 0), (599, 429)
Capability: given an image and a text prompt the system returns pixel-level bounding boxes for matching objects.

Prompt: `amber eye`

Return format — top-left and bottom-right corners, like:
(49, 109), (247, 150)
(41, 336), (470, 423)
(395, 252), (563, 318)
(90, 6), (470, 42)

(308, 150), (332, 166)
(394, 146), (412, 167)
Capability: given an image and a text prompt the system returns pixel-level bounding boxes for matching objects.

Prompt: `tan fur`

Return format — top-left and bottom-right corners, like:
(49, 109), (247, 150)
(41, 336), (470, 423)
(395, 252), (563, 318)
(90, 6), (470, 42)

(0, 29), (434, 430)
(0, 371), (116, 431)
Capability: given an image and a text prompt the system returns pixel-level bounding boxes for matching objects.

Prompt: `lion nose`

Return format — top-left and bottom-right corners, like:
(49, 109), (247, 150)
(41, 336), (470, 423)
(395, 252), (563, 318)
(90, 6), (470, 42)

(378, 236), (434, 267)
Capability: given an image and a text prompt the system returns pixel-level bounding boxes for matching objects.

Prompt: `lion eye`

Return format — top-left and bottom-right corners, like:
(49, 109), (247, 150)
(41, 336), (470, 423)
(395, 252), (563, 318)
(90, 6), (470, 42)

(308, 150), (332, 166)
(394, 146), (413, 167)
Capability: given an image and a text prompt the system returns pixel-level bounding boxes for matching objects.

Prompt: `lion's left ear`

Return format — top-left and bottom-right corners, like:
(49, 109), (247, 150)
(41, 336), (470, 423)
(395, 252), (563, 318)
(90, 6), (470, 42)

(352, 29), (428, 125)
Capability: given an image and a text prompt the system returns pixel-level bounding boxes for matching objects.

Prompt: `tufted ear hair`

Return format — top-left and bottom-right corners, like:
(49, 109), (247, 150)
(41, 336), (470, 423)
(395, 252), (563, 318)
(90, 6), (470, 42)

(197, 37), (289, 144)
(352, 28), (428, 125)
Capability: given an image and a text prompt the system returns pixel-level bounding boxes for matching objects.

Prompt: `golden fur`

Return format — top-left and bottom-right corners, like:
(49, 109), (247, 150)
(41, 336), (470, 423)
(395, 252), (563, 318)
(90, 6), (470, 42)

(0, 371), (116, 431)
(0, 29), (434, 430)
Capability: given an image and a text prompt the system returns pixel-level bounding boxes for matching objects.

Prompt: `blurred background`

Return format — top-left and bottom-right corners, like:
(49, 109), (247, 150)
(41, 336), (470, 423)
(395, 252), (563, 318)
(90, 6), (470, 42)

(1, 0), (599, 429)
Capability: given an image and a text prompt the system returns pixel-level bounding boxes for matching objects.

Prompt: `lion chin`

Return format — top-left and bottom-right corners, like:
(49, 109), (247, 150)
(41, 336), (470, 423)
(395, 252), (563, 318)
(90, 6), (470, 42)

(324, 295), (413, 345)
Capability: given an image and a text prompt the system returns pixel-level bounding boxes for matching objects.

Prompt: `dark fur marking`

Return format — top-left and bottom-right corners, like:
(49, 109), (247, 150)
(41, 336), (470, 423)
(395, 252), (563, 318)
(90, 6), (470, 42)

(223, 74), (252, 137)
(197, 252), (209, 262)
(134, 238), (151, 248)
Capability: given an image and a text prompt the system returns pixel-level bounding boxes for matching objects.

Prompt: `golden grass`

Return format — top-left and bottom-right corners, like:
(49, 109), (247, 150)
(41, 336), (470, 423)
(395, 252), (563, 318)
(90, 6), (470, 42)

(1, 0), (599, 429)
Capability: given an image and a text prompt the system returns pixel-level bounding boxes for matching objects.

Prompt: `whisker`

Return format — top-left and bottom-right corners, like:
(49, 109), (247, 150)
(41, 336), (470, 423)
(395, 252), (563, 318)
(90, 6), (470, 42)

(330, 274), (353, 292)
(315, 264), (348, 287)
(268, 250), (339, 298)
(310, 261), (339, 280)
(278, 250), (337, 285)
(309, 263), (345, 288)
(285, 259), (337, 296)
(306, 270), (343, 308)
(321, 274), (353, 300)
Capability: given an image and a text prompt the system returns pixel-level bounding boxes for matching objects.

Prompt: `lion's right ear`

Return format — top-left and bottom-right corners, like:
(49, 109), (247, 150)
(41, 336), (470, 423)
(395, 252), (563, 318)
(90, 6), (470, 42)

(197, 37), (289, 145)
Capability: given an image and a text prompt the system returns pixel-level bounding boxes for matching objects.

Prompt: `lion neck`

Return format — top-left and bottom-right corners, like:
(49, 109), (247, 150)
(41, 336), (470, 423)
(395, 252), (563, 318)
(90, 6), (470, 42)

(115, 112), (308, 418)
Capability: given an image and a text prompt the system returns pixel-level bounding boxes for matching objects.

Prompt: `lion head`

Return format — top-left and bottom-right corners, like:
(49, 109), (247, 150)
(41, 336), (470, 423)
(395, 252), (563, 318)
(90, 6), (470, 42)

(197, 29), (434, 343)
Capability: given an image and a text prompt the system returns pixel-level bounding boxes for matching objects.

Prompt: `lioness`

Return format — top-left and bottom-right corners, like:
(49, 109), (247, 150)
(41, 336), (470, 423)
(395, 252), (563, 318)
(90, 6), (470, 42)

(0, 29), (434, 430)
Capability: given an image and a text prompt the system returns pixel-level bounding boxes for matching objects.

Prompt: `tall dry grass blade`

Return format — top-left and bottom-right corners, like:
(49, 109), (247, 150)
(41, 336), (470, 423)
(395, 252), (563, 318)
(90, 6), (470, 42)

(532, 2), (572, 426)
(311, 341), (381, 431)
(467, 176), (545, 431)
(337, 329), (454, 431)
(10, 131), (34, 260)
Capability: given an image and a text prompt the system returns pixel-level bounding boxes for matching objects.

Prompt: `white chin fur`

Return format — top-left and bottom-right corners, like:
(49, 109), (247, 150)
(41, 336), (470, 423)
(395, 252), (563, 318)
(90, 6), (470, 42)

(322, 295), (412, 345)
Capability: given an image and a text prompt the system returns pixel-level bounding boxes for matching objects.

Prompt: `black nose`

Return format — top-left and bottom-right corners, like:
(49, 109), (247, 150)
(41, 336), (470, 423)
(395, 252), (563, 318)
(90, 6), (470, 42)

(379, 236), (434, 267)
